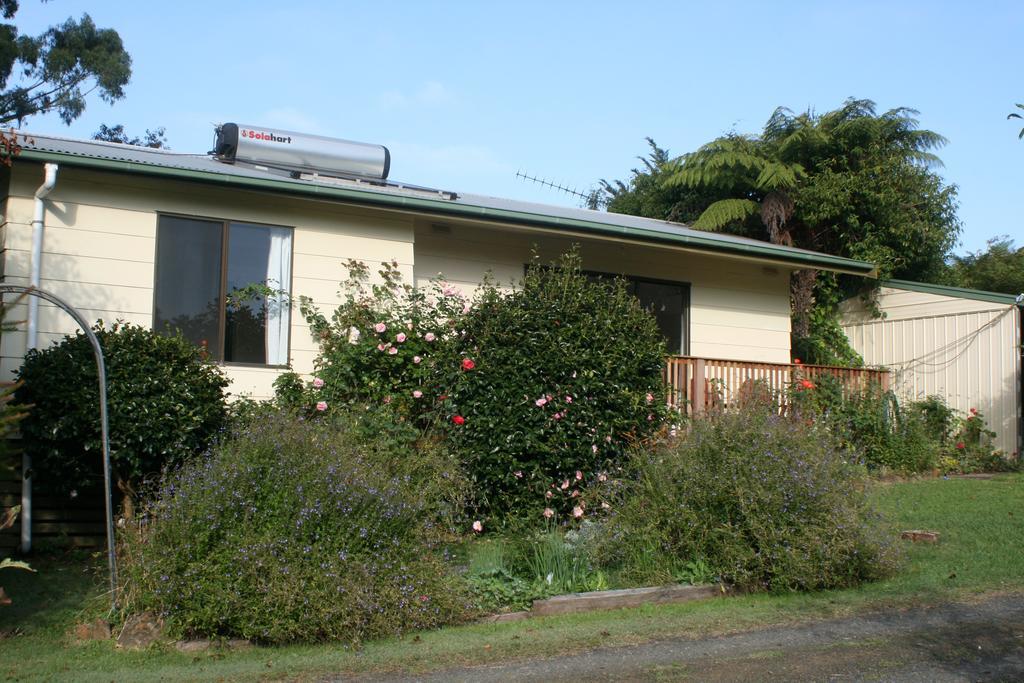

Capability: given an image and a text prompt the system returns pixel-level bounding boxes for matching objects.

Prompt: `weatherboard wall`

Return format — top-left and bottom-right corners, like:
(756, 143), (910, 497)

(840, 286), (1021, 455)
(0, 164), (415, 399)
(413, 222), (793, 364)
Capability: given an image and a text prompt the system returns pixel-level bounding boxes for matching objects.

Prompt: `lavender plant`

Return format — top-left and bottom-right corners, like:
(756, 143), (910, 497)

(119, 409), (471, 644)
(598, 404), (899, 592)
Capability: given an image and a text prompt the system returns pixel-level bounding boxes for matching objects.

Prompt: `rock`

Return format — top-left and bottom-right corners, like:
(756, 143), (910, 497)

(175, 639), (212, 653)
(901, 530), (940, 543)
(224, 638), (253, 650)
(73, 618), (111, 642)
(117, 611), (164, 650)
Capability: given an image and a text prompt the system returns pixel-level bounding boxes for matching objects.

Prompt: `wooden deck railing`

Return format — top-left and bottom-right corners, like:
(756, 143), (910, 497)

(663, 356), (890, 415)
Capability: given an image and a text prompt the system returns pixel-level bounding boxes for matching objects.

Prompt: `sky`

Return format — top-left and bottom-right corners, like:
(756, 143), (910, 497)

(10, 0), (1024, 254)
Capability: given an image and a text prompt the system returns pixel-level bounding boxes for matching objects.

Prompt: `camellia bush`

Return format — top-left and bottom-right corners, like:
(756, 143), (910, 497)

(15, 321), (229, 498)
(299, 259), (467, 422)
(436, 251), (671, 521)
(596, 403), (899, 592)
(119, 409), (470, 644)
(299, 252), (670, 524)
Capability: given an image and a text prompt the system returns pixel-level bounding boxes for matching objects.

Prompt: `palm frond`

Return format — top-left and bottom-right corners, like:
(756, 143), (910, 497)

(692, 198), (759, 230)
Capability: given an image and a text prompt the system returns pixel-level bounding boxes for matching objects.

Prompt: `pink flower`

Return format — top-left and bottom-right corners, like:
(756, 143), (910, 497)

(597, 473), (607, 482)
(543, 508), (554, 519)
(471, 520), (483, 533)
(396, 332), (407, 343)
(560, 480), (570, 490)
(388, 346), (398, 355)
(571, 490), (580, 498)
(535, 397), (548, 407)
(383, 395), (392, 404)
(605, 435), (612, 443)
(572, 506), (584, 519)
(419, 594), (429, 602)
(647, 414), (654, 421)
(592, 444), (598, 454)
(545, 490), (553, 499)
(552, 412), (563, 420)
(461, 358), (476, 371)
(646, 392), (654, 404)
(575, 470), (583, 481)
(514, 470), (523, 478)
(315, 401), (328, 412)
(463, 302), (472, 314)
(442, 284), (458, 297)
(413, 355), (422, 364)
(424, 332), (436, 342)
(565, 395), (573, 403)
(412, 390), (423, 398)
(406, 322), (414, 331)
(312, 377), (324, 389)
(374, 322), (387, 333)
(377, 343), (386, 351)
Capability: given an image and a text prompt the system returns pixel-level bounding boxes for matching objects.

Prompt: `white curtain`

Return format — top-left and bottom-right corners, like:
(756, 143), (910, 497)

(265, 227), (292, 365)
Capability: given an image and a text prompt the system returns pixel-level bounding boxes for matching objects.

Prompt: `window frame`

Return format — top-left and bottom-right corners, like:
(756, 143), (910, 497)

(153, 211), (295, 369)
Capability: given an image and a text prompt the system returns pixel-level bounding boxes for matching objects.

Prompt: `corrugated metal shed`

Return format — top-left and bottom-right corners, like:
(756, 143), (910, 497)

(841, 280), (1022, 455)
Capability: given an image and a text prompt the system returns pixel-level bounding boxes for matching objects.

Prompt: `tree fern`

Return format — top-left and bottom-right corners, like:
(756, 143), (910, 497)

(692, 198), (759, 230)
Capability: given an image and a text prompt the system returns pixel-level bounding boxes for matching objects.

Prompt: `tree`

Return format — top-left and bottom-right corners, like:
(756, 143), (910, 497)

(946, 237), (1024, 295)
(602, 99), (961, 364)
(93, 123), (167, 148)
(0, 1), (131, 125)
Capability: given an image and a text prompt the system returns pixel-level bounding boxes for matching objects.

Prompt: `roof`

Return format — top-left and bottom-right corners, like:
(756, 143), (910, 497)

(882, 279), (1022, 306)
(11, 131), (877, 275)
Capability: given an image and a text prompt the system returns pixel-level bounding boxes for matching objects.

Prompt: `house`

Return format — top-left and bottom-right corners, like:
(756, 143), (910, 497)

(0, 128), (877, 401)
(840, 280), (1023, 456)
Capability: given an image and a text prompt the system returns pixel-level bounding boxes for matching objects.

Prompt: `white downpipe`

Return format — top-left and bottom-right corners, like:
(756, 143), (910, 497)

(22, 162), (58, 553)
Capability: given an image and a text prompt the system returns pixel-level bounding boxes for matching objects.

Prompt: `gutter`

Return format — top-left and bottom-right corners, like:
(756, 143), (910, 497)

(22, 162), (58, 554)
(14, 149), (877, 277)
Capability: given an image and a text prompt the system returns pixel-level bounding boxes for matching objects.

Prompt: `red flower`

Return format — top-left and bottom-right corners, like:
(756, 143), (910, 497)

(970, 407), (978, 415)
(800, 379), (815, 390)
(461, 358), (476, 371)
(956, 442), (965, 450)
(452, 415), (466, 425)
(793, 358), (802, 364)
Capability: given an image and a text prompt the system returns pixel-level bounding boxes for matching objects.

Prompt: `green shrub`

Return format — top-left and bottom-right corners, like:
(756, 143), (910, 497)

(16, 321), (229, 496)
(790, 375), (938, 472)
(120, 409), (470, 644)
(943, 407), (1018, 473)
(598, 404), (899, 592)
(437, 251), (670, 520)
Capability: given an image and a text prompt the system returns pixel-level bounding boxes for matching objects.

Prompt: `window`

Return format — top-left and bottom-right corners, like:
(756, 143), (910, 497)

(154, 215), (293, 365)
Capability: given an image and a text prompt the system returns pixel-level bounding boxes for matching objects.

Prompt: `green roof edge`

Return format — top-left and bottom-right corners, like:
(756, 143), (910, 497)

(882, 278), (1021, 305)
(16, 149), (877, 275)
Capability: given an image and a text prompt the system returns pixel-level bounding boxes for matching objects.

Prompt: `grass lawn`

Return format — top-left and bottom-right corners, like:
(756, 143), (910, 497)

(2, 473), (1022, 682)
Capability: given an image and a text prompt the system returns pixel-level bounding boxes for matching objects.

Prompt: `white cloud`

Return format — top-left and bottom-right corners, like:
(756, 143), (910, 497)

(378, 81), (454, 111)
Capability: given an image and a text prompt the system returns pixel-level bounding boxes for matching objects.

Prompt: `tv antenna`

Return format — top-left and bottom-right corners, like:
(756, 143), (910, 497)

(515, 170), (591, 202)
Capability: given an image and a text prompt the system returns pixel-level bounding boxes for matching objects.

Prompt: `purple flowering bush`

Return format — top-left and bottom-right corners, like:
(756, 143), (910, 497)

(597, 404), (899, 592)
(119, 409), (470, 644)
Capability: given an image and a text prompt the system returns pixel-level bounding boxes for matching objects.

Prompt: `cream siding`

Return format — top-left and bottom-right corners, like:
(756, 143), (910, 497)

(413, 222), (792, 363)
(1, 165), (414, 400)
(1, 162), (797, 404)
(840, 287), (1021, 455)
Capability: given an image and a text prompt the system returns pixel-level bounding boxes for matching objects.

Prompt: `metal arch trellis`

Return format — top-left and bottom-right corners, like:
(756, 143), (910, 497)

(0, 284), (118, 612)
